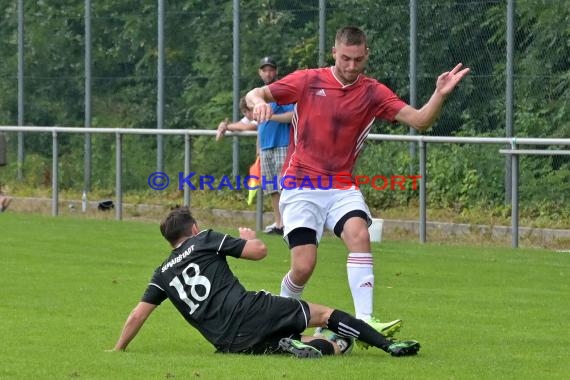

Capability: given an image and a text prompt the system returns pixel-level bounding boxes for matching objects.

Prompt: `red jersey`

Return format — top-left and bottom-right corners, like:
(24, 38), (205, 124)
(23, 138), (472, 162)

(268, 67), (407, 187)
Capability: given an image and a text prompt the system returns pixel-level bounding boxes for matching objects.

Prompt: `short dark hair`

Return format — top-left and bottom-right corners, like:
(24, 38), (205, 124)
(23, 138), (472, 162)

(335, 26), (367, 47)
(160, 206), (197, 246)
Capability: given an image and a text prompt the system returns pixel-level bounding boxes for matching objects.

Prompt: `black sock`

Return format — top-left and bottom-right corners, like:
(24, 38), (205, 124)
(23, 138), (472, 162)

(326, 309), (392, 352)
(306, 338), (335, 355)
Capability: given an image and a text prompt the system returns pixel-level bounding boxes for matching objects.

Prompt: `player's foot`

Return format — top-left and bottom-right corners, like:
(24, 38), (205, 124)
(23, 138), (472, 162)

(264, 222), (284, 235)
(279, 338), (322, 359)
(266, 226), (284, 235)
(313, 327), (355, 355)
(370, 318), (402, 337)
(264, 222), (277, 233)
(357, 318), (402, 349)
(387, 340), (421, 357)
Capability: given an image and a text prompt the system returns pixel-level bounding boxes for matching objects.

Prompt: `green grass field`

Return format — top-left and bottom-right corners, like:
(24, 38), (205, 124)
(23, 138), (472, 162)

(1, 213), (568, 380)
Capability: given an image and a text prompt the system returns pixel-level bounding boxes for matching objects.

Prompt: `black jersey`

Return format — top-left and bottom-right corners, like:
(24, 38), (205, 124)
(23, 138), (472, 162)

(141, 229), (254, 348)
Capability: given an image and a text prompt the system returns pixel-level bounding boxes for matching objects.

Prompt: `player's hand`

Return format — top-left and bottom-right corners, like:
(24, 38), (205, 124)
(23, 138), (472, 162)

(252, 102), (273, 123)
(435, 63), (470, 97)
(238, 227), (257, 240)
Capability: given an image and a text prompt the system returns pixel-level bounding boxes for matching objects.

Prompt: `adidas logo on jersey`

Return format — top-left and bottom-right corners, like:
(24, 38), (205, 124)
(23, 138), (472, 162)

(315, 89), (326, 97)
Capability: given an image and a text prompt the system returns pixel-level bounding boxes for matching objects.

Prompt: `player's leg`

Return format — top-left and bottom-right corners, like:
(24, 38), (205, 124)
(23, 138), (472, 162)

(279, 190), (327, 299)
(276, 299), (340, 358)
(280, 229), (317, 298)
(300, 335), (341, 355)
(328, 190), (402, 338)
(340, 216), (403, 339)
(307, 302), (420, 357)
(328, 191), (376, 321)
(278, 334), (339, 358)
(312, 327), (355, 355)
(237, 294), (336, 359)
(338, 212), (375, 320)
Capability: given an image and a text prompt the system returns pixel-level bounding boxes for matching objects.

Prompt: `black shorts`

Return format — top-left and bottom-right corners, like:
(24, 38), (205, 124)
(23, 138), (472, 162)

(216, 291), (310, 354)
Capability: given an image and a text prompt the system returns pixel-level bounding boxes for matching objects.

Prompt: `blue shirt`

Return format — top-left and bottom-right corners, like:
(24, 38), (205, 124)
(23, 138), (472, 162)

(258, 103), (294, 150)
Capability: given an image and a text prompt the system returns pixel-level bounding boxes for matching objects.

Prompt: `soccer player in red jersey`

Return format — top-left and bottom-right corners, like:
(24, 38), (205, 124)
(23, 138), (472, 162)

(246, 26), (469, 337)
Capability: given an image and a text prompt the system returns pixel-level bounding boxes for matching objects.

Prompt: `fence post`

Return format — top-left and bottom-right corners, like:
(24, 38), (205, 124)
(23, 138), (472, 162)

(409, 0), (418, 172)
(17, 0), (25, 181)
(505, 0), (515, 204)
(115, 132), (122, 221)
(419, 140), (427, 243)
(157, 0), (165, 174)
(184, 133), (191, 207)
(231, 0), (240, 178)
(510, 142), (519, 248)
(318, 0), (326, 67)
(84, 0), (92, 193)
(0, 133), (7, 166)
(52, 131), (59, 216)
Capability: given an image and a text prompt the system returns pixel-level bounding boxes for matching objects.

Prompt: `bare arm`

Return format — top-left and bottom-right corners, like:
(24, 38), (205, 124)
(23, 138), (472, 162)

(246, 86), (275, 123)
(216, 105), (290, 142)
(237, 227), (267, 260)
(216, 119), (257, 141)
(112, 302), (157, 351)
(226, 121), (257, 132)
(270, 111), (293, 124)
(395, 63), (470, 132)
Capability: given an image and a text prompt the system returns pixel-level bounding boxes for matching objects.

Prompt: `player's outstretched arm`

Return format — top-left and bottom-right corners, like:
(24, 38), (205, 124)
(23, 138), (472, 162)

(238, 227), (267, 261)
(112, 302), (157, 351)
(395, 63), (470, 132)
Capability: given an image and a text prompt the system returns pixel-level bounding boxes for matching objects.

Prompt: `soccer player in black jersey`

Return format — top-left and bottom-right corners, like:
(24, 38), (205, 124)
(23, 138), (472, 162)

(111, 207), (420, 358)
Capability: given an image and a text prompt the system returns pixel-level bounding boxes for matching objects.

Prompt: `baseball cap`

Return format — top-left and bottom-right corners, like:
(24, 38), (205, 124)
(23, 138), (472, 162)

(259, 56), (277, 69)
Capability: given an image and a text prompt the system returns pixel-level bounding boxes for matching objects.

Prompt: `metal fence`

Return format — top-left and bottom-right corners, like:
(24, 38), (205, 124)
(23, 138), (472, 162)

(0, 0), (568, 247)
(1, 1), (567, 178)
(1, 125), (568, 248)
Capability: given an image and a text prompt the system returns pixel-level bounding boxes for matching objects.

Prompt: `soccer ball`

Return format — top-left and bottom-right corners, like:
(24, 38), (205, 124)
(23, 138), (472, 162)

(313, 327), (354, 355)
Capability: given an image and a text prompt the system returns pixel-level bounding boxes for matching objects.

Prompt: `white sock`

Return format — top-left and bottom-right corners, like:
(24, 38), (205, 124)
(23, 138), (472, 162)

(280, 271), (304, 299)
(347, 252), (374, 321)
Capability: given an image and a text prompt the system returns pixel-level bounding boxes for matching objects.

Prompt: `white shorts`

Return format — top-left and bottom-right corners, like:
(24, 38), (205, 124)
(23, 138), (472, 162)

(280, 188), (372, 243)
